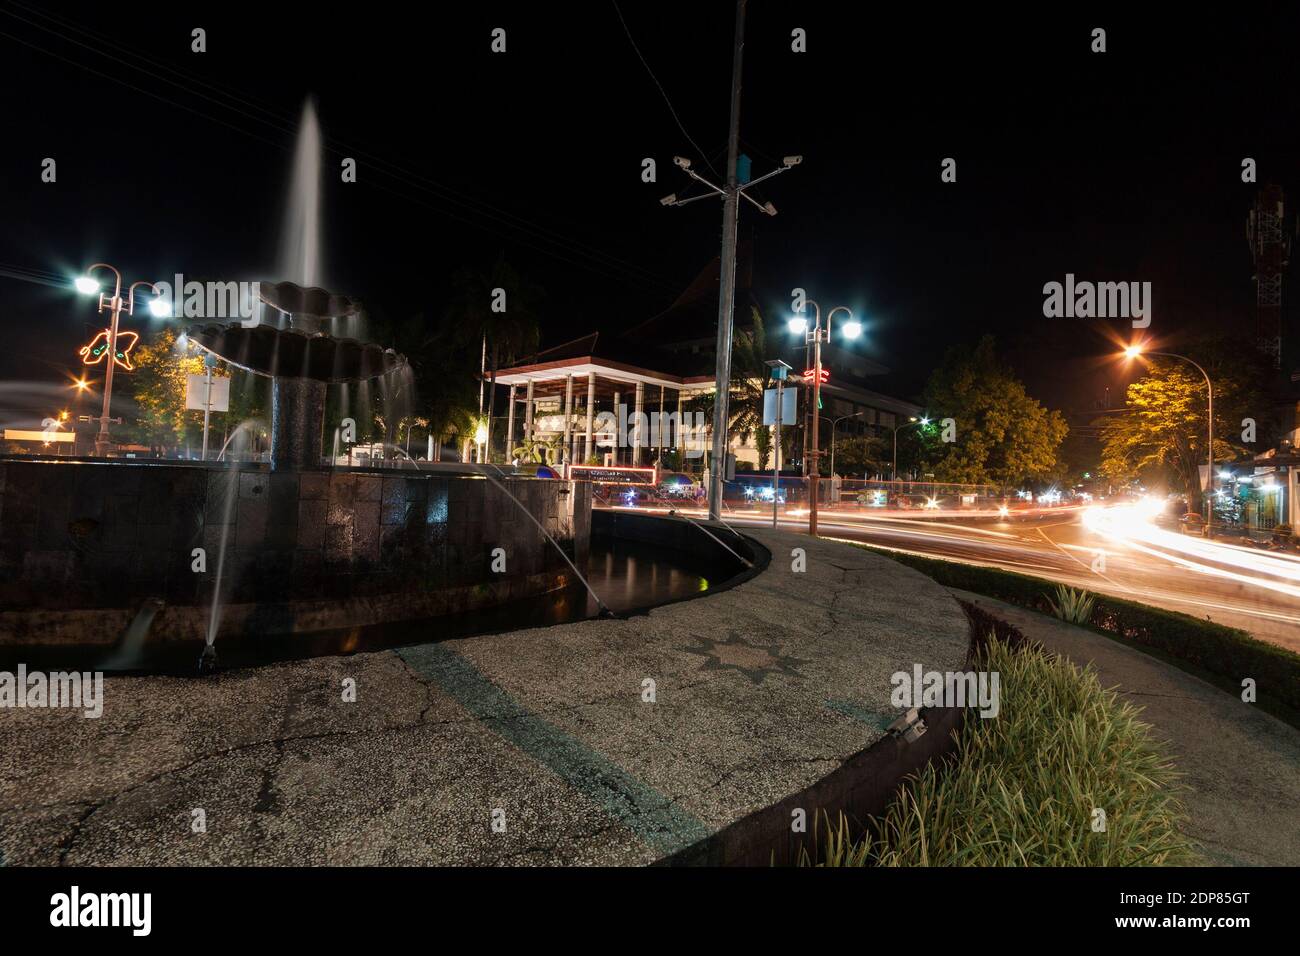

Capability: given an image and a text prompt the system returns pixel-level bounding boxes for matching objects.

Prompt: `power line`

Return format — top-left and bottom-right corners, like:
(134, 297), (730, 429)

(611, 0), (720, 180)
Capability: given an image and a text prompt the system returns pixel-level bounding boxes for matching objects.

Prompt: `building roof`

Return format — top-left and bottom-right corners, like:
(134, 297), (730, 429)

(624, 240), (761, 347)
(490, 242), (920, 416)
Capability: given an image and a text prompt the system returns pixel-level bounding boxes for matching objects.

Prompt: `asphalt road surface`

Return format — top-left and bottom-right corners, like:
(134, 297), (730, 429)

(610, 501), (1300, 653)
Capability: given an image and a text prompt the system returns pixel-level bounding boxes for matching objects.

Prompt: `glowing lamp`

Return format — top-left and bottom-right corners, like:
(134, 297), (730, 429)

(1124, 345), (1143, 359)
(842, 320), (862, 339)
(787, 316), (808, 334)
(74, 276), (100, 295)
(474, 422), (489, 446)
(148, 296), (171, 317)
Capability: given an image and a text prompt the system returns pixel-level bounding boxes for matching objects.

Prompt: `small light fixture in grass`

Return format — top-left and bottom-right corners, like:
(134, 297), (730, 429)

(1048, 583), (1095, 624)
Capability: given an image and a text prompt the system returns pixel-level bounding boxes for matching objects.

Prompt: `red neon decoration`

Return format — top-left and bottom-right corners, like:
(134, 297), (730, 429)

(802, 367), (829, 384)
(79, 329), (139, 371)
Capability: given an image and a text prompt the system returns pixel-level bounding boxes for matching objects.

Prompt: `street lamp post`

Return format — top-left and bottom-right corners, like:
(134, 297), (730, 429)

(1124, 344), (1215, 525)
(788, 300), (861, 536)
(75, 264), (169, 457)
(890, 416), (929, 483)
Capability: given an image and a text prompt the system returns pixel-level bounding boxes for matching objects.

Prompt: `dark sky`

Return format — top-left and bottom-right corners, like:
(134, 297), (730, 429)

(3, 1), (1300, 427)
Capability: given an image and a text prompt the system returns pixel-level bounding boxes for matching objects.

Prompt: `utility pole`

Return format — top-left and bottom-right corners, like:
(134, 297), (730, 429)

(708, 0), (746, 522)
(659, 0), (800, 521)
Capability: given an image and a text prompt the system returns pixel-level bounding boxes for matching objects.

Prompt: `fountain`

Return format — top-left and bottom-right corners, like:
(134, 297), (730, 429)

(186, 280), (405, 471)
(0, 98), (759, 675)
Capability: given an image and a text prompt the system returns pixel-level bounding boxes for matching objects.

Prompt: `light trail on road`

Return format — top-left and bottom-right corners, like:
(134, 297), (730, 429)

(597, 499), (1300, 649)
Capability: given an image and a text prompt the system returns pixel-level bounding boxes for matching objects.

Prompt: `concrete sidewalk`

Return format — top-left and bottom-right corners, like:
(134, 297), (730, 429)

(0, 530), (969, 866)
(951, 588), (1300, 866)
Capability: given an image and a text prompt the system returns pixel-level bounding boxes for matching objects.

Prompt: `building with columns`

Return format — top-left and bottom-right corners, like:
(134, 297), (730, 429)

(488, 248), (922, 474)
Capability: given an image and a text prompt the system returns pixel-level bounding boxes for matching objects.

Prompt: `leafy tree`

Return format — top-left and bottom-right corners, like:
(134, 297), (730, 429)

(832, 434), (887, 477)
(1097, 338), (1267, 507)
(124, 328), (212, 455)
(921, 336), (1067, 486)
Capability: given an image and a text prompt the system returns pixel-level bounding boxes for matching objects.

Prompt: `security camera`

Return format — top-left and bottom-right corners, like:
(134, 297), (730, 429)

(659, 193), (677, 206)
(782, 155), (803, 167)
(673, 156), (692, 169)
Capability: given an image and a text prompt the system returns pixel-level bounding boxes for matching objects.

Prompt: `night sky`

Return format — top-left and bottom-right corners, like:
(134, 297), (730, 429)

(3, 2), (1300, 427)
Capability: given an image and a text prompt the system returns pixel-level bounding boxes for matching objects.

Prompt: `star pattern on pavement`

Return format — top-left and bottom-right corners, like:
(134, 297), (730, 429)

(681, 633), (810, 684)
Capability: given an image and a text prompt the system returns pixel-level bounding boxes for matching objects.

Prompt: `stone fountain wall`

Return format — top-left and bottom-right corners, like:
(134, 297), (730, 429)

(0, 459), (590, 645)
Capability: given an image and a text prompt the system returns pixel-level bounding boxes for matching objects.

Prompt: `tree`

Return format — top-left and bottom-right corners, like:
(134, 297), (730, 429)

(1097, 339), (1266, 507)
(755, 423), (772, 472)
(124, 328), (211, 455)
(371, 308), (480, 460)
(688, 308), (775, 468)
(444, 257), (542, 461)
(921, 336), (1067, 486)
(832, 434), (887, 477)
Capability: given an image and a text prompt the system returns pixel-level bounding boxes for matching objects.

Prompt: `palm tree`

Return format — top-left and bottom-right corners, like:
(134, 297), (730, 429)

(688, 308), (774, 464)
(444, 257), (543, 462)
(377, 309), (479, 461)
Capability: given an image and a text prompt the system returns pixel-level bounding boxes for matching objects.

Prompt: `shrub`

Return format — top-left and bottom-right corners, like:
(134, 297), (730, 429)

(800, 639), (1196, 866)
(1047, 584), (1096, 624)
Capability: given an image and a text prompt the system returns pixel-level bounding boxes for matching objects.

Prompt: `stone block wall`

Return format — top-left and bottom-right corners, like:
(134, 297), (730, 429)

(0, 459), (589, 630)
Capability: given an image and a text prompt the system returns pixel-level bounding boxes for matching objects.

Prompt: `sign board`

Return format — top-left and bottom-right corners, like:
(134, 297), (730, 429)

(762, 387), (798, 426)
(5, 429), (73, 443)
(568, 464), (657, 485)
(186, 374), (230, 412)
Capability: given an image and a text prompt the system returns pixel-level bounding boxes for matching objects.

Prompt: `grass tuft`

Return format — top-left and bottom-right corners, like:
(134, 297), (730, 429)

(801, 638), (1197, 866)
(1046, 583), (1096, 624)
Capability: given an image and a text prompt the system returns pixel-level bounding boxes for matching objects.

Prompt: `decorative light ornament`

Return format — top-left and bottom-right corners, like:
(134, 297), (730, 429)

(79, 329), (139, 370)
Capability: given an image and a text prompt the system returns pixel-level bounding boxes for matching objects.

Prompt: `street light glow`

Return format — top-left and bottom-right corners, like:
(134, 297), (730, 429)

(842, 320), (862, 339)
(787, 316), (808, 334)
(1124, 345), (1143, 359)
(148, 296), (171, 317)
(74, 276), (100, 295)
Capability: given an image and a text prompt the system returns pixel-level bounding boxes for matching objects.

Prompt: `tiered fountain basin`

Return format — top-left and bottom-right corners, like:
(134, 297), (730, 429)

(0, 457), (590, 651)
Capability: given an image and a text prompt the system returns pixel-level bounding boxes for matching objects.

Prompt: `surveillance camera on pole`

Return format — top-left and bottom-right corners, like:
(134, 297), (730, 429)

(655, 0), (801, 521)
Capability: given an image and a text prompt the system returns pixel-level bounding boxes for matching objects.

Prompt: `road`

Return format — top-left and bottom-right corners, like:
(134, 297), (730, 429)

(603, 499), (1300, 652)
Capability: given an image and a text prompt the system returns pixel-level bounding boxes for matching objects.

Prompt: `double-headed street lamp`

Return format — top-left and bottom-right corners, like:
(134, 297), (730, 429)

(788, 300), (861, 536)
(74, 264), (170, 457)
(1123, 343), (1215, 524)
(889, 415), (930, 483)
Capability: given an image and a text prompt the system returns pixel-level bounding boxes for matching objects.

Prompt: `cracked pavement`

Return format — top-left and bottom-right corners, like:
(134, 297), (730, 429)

(0, 529), (968, 865)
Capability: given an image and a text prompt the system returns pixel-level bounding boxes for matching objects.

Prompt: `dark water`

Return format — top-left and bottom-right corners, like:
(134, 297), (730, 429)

(4, 537), (712, 675)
